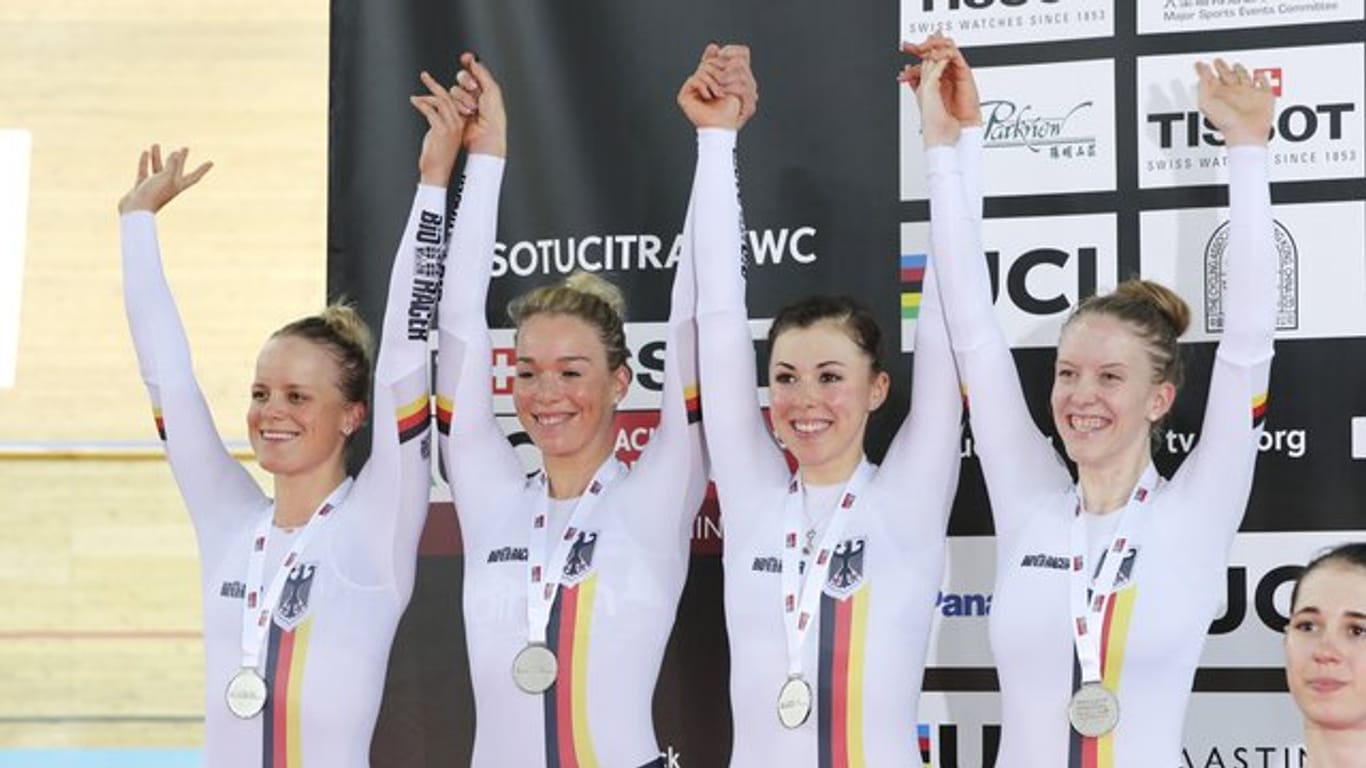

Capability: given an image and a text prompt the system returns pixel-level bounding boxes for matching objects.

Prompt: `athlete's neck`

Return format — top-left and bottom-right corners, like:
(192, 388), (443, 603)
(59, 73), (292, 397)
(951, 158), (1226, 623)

(543, 443), (616, 500)
(1076, 446), (1151, 515)
(1305, 724), (1366, 768)
(799, 449), (866, 488)
(272, 463), (348, 528)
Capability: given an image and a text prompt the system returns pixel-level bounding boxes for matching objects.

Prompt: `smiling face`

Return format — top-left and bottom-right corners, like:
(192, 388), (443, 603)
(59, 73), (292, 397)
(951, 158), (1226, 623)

(1051, 313), (1175, 473)
(247, 335), (363, 479)
(1286, 563), (1366, 732)
(513, 313), (629, 463)
(768, 320), (888, 486)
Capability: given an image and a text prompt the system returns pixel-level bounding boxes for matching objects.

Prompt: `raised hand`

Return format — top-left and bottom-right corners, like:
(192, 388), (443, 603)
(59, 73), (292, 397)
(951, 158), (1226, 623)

(409, 70), (466, 186)
(1196, 58), (1274, 147)
(901, 33), (981, 127)
(913, 57), (961, 148)
(117, 144), (213, 214)
(677, 43), (757, 131)
(452, 52), (508, 158)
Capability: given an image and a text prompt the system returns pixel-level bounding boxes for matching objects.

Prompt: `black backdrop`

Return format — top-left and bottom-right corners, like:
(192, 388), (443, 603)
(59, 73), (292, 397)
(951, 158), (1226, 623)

(329, 2), (1366, 764)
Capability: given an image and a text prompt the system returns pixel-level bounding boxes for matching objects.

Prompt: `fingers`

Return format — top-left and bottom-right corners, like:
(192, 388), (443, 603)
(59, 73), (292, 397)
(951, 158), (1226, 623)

(183, 160), (213, 188)
(150, 143), (164, 175)
(136, 149), (150, 184)
(460, 53), (501, 97)
(899, 63), (923, 92)
(410, 94), (443, 123)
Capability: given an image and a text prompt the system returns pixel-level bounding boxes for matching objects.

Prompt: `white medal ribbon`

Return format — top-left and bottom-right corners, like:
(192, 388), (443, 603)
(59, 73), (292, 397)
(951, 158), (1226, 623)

(238, 477), (353, 671)
(1068, 463), (1159, 687)
(525, 457), (627, 645)
(779, 459), (874, 678)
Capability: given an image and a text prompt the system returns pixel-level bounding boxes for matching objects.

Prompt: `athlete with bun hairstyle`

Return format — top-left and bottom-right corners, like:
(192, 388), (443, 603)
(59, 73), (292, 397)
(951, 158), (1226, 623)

(1286, 544), (1366, 767)
(688, 43), (964, 765)
(434, 52), (707, 767)
(910, 33), (1279, 766)
(118, 66), (466, 766)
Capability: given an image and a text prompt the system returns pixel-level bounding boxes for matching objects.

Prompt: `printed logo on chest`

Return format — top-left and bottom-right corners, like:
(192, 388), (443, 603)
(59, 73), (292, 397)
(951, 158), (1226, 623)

(561, 530), (599, 585)
(824, 536), (867, 599)
(274, 562), (319, 631)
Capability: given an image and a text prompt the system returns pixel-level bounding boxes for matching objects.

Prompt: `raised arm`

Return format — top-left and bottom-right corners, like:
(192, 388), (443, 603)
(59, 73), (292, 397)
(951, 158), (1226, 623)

(911, 48), (1072, 542)
(688, 46), (791, 537)
(339, 71), (465, 595)
(1171, 60), (1277, 544)
(434, 54), (523, 545)
(119, 146), (267, 546)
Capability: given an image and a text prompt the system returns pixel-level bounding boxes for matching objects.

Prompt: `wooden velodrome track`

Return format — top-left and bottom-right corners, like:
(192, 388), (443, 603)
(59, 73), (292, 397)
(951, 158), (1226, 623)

(0, 2), (328, 756)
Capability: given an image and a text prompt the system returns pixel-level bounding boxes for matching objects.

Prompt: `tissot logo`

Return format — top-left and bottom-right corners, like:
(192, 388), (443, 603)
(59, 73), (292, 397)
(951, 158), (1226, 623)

(1147, 102), (1354, 148)
(920, 0), (1056, 9)
(1138, 45), (1365, 187)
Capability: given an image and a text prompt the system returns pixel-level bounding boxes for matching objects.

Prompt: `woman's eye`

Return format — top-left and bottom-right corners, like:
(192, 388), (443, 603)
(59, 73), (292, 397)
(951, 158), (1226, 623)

(1349, 624), (1366, 638)
(562, 370), (582, 378)
(516, 370), (533, 379)
(251, 390), (268, 402)
(1056, 369), (1075, 380)
(288, 392), (307, 404)
(820, 372), (843, 384)
(773, 373), (795, 385)
(1293, 619), (1318, 633)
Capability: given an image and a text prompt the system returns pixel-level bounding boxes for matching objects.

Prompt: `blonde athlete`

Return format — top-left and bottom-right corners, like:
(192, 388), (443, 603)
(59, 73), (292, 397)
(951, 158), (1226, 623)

(434, 53), (707, 767)
(119, 69), (464, 767)
(914, 39), (1278, 767)
(689, 45), (964, 766)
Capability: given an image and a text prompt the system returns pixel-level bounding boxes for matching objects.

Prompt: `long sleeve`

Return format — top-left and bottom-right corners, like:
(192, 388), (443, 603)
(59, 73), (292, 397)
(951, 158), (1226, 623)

(694, 128), (792, 544)
(878, 241), (962, 554)
(616, 166), (708, 555)
(434, 155), (523, 547)
(1170, 145), (1276, 545)
(120, 212), (267, 548)
(926, 142), (1072, 544)
(336, 184), (445, 597)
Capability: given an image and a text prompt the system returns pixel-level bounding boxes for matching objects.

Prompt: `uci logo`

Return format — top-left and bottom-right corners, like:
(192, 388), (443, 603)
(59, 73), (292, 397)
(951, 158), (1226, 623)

(985, 246), (1098, 316)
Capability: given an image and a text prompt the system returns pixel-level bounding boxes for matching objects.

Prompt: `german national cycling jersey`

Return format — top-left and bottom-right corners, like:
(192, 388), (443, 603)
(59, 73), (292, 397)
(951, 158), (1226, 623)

(927, 138), (1276, 767)
(120, 186), (440, 767)
(435, 154), (707, 767)
(692, 127), (963, 766)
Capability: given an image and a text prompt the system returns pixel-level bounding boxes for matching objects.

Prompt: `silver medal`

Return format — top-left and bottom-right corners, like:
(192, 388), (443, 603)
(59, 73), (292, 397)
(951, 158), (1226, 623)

(225, 668), (268, 719)
(512, 643), (559, 694)
(776, 676), (813, 729)
(1068, 682), (1120, 737)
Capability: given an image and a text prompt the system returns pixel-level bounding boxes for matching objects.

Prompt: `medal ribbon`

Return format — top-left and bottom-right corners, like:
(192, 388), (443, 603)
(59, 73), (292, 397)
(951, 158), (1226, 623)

(239, 478), (353, 671)
(1068, 463), (1159, 687)
(780, 458), (874, 678)
(525, 456), (626, 645)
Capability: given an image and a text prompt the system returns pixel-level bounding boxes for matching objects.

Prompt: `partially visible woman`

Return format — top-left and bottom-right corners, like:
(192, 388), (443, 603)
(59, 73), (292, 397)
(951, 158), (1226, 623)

(1287, 544), (1366, 767)
(118, 68), (463, 766)
(434, 53), (708, 767)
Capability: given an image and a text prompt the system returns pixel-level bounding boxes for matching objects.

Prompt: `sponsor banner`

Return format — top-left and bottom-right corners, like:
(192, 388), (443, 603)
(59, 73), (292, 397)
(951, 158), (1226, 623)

(926, 536), (997, 668)
(915, 692), (1303, 767)
(901, 58), (1117, 200)
(1138, 43), (1364, 188)
(1138, 0), (1362, 35)
(490, 226), (818, 278)
(899, 214), (1118, 351)
(1140, 201), (1366, 342)
(486, 320), (772, 414)
(0, 129), (31, 389)
(901, 0), (1112, 48)
(1203, 531), (1357, 668)
(926, 531), (1355, 669)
